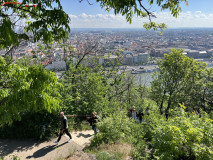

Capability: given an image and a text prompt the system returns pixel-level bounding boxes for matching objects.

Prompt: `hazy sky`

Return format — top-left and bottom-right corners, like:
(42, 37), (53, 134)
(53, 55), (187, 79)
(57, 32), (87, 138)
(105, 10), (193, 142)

(59, 0), (213, 28)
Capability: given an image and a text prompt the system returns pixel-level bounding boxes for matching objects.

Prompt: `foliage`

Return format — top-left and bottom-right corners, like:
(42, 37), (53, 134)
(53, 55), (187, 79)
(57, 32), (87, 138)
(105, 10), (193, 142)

(131, 106), (213, 159)
(15, 55), (38, 67)
(149, 108), (213, 160)
(88, 111), (133, 148)
(60, 54), (139, 117)
(0, 0), (70, 50)
(96, 151), (113, 160)
(0, 56), (62, 126)
(60, 62), (109, 116)
(96, 151), (122, 160)
(67, 117), (91, 131)
(0, 110), (59, 140)
(0, 156), (21, 160)
(150, 49), (210, 118)
(96, 0), (188, 31)
(87, 101), (213, 160)
(0, 0), (188, 55)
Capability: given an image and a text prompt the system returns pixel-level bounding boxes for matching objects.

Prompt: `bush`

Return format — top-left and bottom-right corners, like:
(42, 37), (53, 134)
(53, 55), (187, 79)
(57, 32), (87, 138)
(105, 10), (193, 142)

(96, 151), (122, 160)
(89, 111), (133, 148)
(0, 110), (59, 140)
(141, 107), (213, 160)
(96, 151), (113, 160)
(88, 105), (213, 160)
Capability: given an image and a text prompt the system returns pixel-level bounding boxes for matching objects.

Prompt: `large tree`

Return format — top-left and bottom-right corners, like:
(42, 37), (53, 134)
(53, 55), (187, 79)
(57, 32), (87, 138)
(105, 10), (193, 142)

(0, 0), (70, 56)
(150, 49), (211, 118)
(0, 56), (61, 126)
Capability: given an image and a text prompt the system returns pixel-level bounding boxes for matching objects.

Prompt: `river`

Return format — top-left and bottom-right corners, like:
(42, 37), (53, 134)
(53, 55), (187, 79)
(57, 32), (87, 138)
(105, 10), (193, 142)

(132, 72), (154, 87)
(131, 66), (213, 87)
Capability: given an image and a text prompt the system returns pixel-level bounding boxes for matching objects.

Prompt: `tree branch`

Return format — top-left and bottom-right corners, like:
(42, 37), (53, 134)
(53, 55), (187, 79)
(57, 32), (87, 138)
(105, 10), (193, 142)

(75, 42), (99, 69)
(138, 0), (156, 23)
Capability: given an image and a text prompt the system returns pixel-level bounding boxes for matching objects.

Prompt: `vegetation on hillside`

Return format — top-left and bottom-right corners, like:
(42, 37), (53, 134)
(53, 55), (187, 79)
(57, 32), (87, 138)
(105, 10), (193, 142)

(0, 49), (213, 159)
(1, 1), (213, 159)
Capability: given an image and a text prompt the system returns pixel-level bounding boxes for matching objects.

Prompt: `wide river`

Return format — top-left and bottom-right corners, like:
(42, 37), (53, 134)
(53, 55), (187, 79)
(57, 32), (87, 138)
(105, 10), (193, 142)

(131, 66), (213, 87)
(132, 72), (154, 87)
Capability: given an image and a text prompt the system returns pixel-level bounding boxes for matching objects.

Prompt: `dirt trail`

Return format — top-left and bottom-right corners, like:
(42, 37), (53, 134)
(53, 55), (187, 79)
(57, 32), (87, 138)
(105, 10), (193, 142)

(0, 130), (94, 160)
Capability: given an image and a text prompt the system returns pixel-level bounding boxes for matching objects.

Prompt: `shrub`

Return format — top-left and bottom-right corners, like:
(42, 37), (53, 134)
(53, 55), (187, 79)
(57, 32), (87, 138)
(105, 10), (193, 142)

(96, 151), (113, 160)
(146, 108), (213, 160)
(89, 111), (133, 148)
(0, 110), (59, 140)
(90, 106), (213, 160)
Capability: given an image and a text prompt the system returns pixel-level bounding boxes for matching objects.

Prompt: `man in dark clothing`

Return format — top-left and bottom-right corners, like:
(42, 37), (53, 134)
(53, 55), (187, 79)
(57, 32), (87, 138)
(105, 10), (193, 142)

(138, 110), (144, 123)
(86, 112), (100, 134)
(145, 107), (150, 116)
(53, 112), (72, 144)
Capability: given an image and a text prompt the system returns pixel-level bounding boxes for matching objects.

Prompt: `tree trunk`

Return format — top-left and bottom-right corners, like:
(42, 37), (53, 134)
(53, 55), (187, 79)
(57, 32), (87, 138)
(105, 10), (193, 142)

(159, 90), (166, 115)
(165, 91), (172, 119)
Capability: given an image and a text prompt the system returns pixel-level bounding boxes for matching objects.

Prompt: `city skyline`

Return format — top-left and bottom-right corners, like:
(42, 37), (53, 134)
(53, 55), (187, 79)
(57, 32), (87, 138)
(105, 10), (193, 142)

(58, 0), (213, 28)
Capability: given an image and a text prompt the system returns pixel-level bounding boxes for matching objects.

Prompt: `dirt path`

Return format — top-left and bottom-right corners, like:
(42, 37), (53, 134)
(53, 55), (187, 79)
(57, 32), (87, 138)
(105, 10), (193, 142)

(0, 130), (94, 160)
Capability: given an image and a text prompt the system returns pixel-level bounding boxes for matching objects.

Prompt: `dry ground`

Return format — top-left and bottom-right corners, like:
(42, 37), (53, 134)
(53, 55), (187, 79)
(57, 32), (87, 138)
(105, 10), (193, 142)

(0, 130), (94, 160)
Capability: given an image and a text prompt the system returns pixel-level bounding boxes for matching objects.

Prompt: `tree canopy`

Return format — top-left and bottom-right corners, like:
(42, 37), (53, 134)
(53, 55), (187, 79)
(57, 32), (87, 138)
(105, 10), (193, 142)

(0, 0), (70, 54)
(0, 56), (61, 126)
(95, 0), (188, 30)
(150, 49), (212, 118)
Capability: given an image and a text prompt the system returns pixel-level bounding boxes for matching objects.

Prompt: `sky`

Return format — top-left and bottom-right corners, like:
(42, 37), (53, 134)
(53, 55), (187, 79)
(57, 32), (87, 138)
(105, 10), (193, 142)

(59, 0), (213, 28)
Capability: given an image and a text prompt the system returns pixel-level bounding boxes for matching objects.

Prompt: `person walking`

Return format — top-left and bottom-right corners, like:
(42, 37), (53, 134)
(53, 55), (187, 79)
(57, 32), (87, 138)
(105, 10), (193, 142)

(138, 109), (144, 123)
(86, 112), (100, 134)
(131, 106), (137, 122)
(53, 112), (72, 144)
(145, 107), (150, 116)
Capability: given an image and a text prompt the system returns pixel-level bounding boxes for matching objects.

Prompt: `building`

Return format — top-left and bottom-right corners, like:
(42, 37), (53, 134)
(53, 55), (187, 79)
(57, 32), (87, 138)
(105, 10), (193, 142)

(45, 61), (66, 70)
(138, 53), (149, 63)
(123, 54), (133, 65)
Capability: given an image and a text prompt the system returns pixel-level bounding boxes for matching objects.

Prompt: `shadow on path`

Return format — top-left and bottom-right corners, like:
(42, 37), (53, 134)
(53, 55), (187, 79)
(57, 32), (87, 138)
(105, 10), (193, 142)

(76, 133), (93, 138)
(26, 142), (67, 159)
(0, 139), (39, 157)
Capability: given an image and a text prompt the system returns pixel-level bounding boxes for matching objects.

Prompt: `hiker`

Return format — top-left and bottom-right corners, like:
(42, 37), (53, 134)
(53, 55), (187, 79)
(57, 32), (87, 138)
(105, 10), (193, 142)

(131, 106), (137, 122)
(53, 112), (72, 144)
(145, 107), (150, 116)
(86, 112), (100, 134)
(137, 109), (144, 123)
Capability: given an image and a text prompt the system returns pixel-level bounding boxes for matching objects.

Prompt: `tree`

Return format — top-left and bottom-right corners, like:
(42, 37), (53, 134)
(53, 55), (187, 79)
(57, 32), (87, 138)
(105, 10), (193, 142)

(0, 0), (70, 56)
(0, 56), (61, 126)
(92, 0), (188, 30)
(150, 49), (207, 118)
(60, 61), (109, 116)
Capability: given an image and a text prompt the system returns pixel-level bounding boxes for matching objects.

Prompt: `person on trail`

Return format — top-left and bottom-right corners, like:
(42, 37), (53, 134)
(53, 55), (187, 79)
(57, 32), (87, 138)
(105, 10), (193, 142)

(53, 112), (72, 144)
(137, 109), (144, 123)
(86, 112), (100, 134)
(131, 106), (137, 122)
(145, 107), (150, 116)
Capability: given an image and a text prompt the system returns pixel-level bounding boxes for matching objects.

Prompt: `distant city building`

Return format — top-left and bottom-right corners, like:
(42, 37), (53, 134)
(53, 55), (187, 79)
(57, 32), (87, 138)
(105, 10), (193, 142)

(45, 61), (66, 70)
(122, 53), (149, 65)
(138, 53), (149, 63)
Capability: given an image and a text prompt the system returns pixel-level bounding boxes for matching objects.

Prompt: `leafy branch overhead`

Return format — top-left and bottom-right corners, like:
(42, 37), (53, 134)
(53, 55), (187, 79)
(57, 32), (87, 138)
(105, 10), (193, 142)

(0, 0), (70, 49)
(95, 0), (188, 30)
(0, 0), (188, 51)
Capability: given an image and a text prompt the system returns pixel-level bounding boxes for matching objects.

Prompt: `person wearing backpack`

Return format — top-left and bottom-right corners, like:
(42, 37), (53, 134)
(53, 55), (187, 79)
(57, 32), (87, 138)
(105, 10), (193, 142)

(86, 112), (100, 134)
